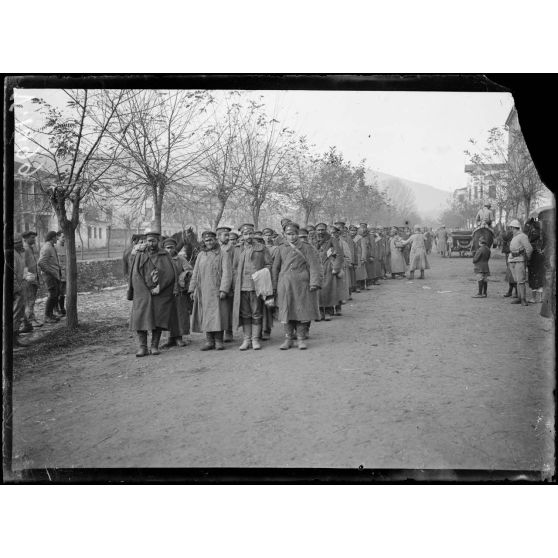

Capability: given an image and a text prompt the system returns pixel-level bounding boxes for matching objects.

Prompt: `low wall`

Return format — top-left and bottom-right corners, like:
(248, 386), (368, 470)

(38, 257), (126, 297)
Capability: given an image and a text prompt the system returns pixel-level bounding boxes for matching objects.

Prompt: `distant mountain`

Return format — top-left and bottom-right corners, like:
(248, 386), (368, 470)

(366, 169), (451, 220)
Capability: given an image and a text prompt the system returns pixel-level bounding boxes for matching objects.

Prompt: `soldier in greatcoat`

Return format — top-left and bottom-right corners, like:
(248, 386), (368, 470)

(314, 222), (342, 321)
(161, 237), (193, 348)
(272, 222), (322, 350)
(38, 230), (62, 324)
(189, 230), (233, 350)
(128, 230), (179, 357)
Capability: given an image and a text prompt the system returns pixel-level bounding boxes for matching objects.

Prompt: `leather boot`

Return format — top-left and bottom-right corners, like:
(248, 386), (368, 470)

(279, 323), (294, 350)
(239, 322), (252, 350)
(511, 284), (525, 305)
(200, 332), (216, 350)
(472, 281), (484, 298)
(334, 305), (342, 316)
(520, 284), (529, 306)
(223, 330), (234, 343)
(297, 322), (309, 350)
(419, 270), (425, 279)
(136, 331), (149, 357)
(503, 284), (514, 297)
(408, 271), (415, 280)
(483, 281), (488, 297)
(215, 331), (225, 350)
(261, 329), (271, 340)
(252, 323), (262, 350)
(160, 336), (177, 349)
(150, 329), (162, 355)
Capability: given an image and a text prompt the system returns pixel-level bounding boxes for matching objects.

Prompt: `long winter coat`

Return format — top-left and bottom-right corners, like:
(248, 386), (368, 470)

(38, 242), (60, 279)
(271, 239), (322, 323)
(220, 243), (235, 331)
(129, 248), (179, 332)
(189, 247), (232, 333)
(401, 233), (430, 271)
(338, 237), (352, 302)
(315, 233), (342, 307)
(352, 235), (368, 281)
(231, 242), (272, 329)
(472, 245), (491, 274)
(170, 254), (193, 336)
(389, 236), (407, 274)
(343, 234), (357, 289)
(370, 234), (383, 278)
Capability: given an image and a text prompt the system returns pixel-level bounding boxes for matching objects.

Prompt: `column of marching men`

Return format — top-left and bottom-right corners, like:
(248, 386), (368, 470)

(124, 219), (431, 356)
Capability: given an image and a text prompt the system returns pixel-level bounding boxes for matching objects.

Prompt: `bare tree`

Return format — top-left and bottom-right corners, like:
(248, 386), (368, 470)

(236, 100), (294, 228)
(465, 126), (547, 221)
(196, 93), (247, 229)
(110, 90), (216, 231)
(15, 89), (128, 329)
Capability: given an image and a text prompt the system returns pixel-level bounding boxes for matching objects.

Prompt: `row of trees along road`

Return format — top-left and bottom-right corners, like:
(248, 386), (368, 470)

(15, 89), (413, 329)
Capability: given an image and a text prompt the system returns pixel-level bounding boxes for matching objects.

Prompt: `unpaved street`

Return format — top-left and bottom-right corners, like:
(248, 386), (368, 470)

(11, 252), (555, 472)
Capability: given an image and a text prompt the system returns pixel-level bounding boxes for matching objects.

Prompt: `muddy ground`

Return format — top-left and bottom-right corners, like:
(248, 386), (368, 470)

(9, 251), (555, 474)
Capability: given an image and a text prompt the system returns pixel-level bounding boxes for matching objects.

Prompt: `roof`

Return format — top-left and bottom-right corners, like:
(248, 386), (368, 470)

(464, 163), (507, 173)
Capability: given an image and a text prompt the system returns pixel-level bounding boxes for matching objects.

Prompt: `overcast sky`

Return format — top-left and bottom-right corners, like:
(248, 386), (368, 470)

(16, 88), (514, 193)
(253, 90), (514, 192)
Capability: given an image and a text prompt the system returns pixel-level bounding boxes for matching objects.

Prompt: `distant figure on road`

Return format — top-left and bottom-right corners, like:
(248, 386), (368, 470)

(472, 238), (491, 298)
(475, 202), (495, 228)
(400, 225), (430, 280)
(436, 226), (448, 257)
(389, 227), (407, 278)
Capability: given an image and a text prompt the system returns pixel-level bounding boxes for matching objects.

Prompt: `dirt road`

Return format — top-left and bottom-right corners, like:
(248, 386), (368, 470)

(11, 251), (555, 473)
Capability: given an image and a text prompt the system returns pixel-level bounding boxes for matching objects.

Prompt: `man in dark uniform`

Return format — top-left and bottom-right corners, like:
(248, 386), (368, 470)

(128, 229), (179, 356)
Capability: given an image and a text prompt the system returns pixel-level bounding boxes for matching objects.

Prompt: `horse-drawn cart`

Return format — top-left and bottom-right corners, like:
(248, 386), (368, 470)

(450, 230), (473, 256)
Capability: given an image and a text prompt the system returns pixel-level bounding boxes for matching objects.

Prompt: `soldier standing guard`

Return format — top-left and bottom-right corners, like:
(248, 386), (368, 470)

(128, 229), (179, 357)
(508, 219), (533, 307)
(231, 223), (272, 350)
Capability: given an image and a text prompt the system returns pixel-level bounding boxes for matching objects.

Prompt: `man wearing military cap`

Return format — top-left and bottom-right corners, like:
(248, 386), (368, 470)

(314, 222), (342, 320)
(128, 229), (179, 356)
(22, 230), (42, 328)
(231, 223), (272, 350)
(160, 237), (193, 348)
(189, 230), (233, 350)
(38, 230), (62, 323)
(217, 226), (234, 342)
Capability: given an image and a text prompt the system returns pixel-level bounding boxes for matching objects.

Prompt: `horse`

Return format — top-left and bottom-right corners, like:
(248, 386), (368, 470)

(169, 227), (202, 266)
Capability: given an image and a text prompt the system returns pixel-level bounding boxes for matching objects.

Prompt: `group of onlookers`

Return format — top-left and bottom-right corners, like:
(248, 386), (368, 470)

(11, 230), (66, 347)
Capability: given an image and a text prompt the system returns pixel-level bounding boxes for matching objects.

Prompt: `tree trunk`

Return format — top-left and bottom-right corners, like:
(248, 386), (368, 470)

(213, 198), (226, 230)
(154, 199), (163, 233)
(252, 204), (261, 229)
(64, 221), (79, 330)
(524, 196), (531, 220)
(303, 206), (311, 226)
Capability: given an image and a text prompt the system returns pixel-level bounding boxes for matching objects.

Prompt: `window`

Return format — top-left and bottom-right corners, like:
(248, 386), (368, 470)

(474, 185), (478, 199)
(88, 226), (92, 239)
(99, 228), (102, 239)
(94, 227), (97, 239)
(488, 184), (496, 199)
